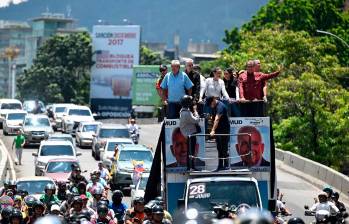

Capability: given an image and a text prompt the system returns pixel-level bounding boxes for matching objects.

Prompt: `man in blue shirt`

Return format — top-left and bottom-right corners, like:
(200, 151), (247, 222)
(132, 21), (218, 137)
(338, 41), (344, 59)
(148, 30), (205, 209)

(160, 60), (193, 119)
(109, 190), (127, 224)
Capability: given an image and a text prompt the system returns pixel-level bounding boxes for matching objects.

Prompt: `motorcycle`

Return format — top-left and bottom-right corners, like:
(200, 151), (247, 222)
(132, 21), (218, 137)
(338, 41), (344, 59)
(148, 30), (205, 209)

(129, 129), (139, 144)
(304, 205), (347, 224)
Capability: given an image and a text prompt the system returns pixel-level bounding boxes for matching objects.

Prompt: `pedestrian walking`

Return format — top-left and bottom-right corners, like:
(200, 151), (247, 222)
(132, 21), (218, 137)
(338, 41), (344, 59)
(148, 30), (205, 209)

(12, 130), (25, 165)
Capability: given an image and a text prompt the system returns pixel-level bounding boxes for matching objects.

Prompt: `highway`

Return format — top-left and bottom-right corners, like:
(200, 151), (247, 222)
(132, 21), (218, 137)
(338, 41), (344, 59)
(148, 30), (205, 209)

(0, 122), (345, 222)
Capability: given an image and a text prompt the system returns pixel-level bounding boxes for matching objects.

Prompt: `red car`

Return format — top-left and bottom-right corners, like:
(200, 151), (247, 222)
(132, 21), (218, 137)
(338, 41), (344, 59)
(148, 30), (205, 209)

(43, 158), (80, 182)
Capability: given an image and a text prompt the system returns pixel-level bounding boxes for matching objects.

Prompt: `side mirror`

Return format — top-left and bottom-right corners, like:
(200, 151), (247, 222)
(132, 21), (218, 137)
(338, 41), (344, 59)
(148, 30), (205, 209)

(304, 205), (309, 210)
(32, 152), (38, 157)
(76, 152), (82, 156)
(177, 198), (185, 208)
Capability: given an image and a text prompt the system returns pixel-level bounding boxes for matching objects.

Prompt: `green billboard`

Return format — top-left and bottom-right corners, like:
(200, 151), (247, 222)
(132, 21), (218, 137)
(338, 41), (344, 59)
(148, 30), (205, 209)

(132, 65), (161, 106)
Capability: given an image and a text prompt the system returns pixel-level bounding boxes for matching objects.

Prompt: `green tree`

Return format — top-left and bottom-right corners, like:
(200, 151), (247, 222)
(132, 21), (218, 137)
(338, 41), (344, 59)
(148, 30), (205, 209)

(140, 45), (169, 65)
(18, 32), (93, 104)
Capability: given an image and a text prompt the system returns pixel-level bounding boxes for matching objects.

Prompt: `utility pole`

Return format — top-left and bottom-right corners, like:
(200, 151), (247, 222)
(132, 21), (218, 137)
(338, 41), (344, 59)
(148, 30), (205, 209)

(4, 46), (20, 99)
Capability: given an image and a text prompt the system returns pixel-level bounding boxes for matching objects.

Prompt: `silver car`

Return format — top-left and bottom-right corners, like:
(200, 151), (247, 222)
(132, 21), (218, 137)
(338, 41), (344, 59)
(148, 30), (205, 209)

(92, 124), (130, 160)
(3, 110), (27, 135)
(75, 121), (101, 148)
(23, 114), (54, 145)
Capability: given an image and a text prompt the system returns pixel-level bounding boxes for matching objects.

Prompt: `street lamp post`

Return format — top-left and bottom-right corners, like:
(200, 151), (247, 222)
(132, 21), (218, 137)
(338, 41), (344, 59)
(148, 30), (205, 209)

(4, 46), (20, 99)
(316, 30), (349, 49)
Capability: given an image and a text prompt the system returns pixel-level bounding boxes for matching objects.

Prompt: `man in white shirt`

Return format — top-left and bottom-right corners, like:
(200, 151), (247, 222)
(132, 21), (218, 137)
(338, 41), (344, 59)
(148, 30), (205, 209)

(310, 192), (339, 215)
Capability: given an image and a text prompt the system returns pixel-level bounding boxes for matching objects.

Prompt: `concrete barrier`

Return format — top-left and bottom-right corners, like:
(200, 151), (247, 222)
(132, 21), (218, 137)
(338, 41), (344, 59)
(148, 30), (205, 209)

(0, 140), (9, 186)
(276, 149), (349, 197)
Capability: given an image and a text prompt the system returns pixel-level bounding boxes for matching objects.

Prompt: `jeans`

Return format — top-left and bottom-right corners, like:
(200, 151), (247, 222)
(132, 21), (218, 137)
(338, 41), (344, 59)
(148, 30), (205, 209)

(215, 135), (229, 168)
(167, 102), (181, 119)
(15, 148), (23, 164)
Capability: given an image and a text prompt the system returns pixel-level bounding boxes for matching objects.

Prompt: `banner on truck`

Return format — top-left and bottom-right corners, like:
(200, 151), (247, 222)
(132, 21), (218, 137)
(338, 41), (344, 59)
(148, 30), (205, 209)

(164, 119), (206, 173)
(229, 117), (271, 171)
(90, 25), (140, 118)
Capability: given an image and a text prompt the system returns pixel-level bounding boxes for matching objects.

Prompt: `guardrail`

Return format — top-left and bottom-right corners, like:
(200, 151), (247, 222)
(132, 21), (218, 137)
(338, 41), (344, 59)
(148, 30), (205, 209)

(0, 140), (9, 186)
(276, 149), (349, 196)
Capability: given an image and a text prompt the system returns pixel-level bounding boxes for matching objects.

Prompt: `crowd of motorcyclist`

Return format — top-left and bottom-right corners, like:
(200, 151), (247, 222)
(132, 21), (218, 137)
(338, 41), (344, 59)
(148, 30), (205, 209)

(0, 163), (172, 224)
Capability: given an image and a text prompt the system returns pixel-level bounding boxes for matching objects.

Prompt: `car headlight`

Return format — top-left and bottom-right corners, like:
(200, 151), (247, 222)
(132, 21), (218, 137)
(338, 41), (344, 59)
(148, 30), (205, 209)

(37, 161), (46, 167)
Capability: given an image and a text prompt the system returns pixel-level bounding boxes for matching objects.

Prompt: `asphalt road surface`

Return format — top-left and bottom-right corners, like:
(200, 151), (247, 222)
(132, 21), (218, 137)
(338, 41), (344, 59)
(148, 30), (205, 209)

(0, 122), (345, 222)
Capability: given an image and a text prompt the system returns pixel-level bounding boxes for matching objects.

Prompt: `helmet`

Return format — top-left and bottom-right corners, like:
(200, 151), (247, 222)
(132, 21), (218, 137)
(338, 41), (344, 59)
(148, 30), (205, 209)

(33, 200), (45, 210)
(133, 196), (144, 205)
(99, 198), (109, 206)
(239, 208), (274, 224)
(159, 64), (168, 73)
(152, 205), (164, 214)
(323, 187), (333, 197)
(112, 190), (123, 201)
(180, 95), (193, 108)
(45, 183), (56, 193)
(332, 192), (339, 199)
(77, 181), (86, 188)
(10, 208), (23, 220)
(1, 206), (14, 219)
(78, 209), (92, 221)
(236, 203), (251, 216)
(155, 196), (163, 204)
(287, 217), (305, 224)
(97, 204), (109, 214)
(145, 200), (156, 213)
(71, 196), (83, 206)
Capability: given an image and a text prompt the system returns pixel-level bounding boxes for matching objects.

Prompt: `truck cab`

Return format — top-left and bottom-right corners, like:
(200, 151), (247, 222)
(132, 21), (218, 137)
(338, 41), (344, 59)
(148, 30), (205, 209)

(182, 175), (262, 214)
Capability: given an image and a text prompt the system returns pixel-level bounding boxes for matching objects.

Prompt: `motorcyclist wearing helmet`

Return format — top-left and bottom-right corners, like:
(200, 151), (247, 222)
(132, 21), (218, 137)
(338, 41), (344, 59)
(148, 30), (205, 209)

(323, 187), (333, 201)
(27, 201), (45, 224)
(143, 200), (157, 223)
(91, 204), (117, 224)
(56, 181), (68, 201)
(127, 118), (140, 141)
(9, 208), (23, 224)
(310, 192), (339, 221)
(81, 194), (95, 218)
(5, 180), (17, 196)
(1, 206), (14, 224)
(0, 180), (10, 196)
(90, 187), (104, 211)
(154, 196), (172, 222)
(109, 190), (127, 224)
(87, 174), (105, 195)
(68, 166), (88, 188)
(69, 196), (84, 216)
(22, 196), (36, 223)
(125, 197), (146, 224)
(332, 192), (346, 213)
(39, 183), (60, 209)
(77, 181), (92, 199)
(146, 205), (171, 224)
(287, 217), (305, 224)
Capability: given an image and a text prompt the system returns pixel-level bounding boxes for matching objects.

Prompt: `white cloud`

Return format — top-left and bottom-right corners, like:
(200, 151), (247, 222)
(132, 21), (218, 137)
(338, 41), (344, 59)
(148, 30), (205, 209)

(0, 0), (28, 8)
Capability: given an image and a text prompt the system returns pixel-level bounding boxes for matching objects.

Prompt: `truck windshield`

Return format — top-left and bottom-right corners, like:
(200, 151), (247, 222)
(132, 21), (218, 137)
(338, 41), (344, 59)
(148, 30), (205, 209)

(187, 181), (259, 212)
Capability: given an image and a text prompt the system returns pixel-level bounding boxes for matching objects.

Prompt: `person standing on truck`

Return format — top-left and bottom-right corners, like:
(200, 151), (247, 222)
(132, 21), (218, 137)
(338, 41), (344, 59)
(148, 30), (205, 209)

(207, 96), (230, 171)
(160, 60), (193, 119)
(12, 130), (25, 165)
(179, 95), (202, 170)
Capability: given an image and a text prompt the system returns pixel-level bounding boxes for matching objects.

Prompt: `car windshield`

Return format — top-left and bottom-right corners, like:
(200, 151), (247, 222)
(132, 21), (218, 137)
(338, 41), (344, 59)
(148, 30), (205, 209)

(1, 103), (21, 110)
(40, 145), (74, 156)
(99, 128), (129, 138)
(119, 150), (153, 162)
(138, 177), (149, 190)
(107, 142), (132, 151)
(68, 109), (91, 116)
(48, 136), (73, 144)
(24, 117), (50, 127)
(83, 124), (98, 132)
(7, 113), (26, 120)
(187, 181), (260, 212)
(55, 107), (66, 113)
(17, 180), (54, 195)
(46, 161), (78, 173)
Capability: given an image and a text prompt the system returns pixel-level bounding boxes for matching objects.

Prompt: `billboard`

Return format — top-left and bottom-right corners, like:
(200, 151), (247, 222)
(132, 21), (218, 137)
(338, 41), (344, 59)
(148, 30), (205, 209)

(132, 65), (161, 106)
(90, 25), (140, 118)
(164, 119), (206, 173)
(229, 117), (271, 172)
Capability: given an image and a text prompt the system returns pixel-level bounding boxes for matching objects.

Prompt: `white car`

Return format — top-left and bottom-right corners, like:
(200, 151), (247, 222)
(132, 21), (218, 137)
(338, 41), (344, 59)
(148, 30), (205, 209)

(100, 138), (134, 169)
(62, 105), (95, 134)
(23, 114), (54, 145)
(75, 121), (101, 148)
(32, 140), (81, 176)
(130, 173), (149, 201)
(17, 176), (56, 200)
(51, 103), (75, 131)
(3, 110), (27, 135)
(0, 99), (23, 128)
